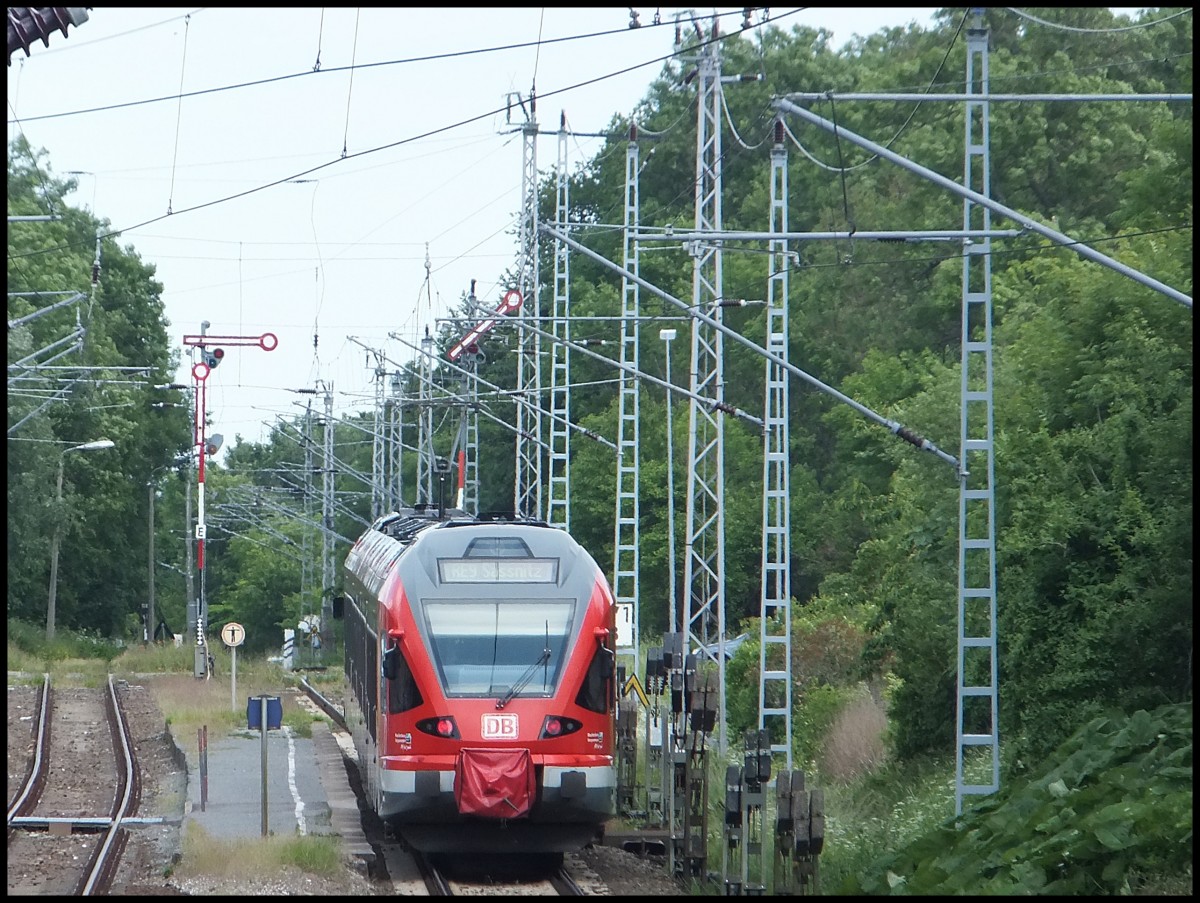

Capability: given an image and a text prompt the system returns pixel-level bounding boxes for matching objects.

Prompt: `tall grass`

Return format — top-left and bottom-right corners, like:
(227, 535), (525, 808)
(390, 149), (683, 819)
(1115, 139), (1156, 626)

(7, 617), (127, 682)
(172, 823), (345, 879)
(819, 752), (962, 892)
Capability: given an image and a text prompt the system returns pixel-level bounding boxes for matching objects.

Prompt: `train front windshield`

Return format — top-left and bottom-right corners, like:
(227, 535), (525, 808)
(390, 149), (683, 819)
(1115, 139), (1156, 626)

(421, 601), (575, 698)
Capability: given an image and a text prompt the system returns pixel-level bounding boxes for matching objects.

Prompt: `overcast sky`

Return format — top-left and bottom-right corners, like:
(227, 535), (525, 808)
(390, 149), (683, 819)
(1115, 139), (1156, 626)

(10, 7), (958, 450)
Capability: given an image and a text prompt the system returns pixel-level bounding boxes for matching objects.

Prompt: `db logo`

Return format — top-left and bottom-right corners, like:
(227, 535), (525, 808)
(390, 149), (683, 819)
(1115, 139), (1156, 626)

(481, 713), (519, 740)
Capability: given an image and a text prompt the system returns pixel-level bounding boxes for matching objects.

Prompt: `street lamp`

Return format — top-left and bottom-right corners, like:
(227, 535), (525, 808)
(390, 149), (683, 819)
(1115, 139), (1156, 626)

(659, 328), (678, 635)
(47, 439), (115, 639)
(147, 479), (156, 643)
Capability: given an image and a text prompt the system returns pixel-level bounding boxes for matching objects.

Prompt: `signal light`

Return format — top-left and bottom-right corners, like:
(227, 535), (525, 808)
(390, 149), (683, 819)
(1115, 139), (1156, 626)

(202, 347), (225, 369)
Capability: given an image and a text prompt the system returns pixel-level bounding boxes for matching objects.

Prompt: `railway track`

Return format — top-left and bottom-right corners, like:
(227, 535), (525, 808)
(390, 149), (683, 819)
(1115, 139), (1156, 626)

(7, 674), (142, 895)
(416, 850), (588, 895)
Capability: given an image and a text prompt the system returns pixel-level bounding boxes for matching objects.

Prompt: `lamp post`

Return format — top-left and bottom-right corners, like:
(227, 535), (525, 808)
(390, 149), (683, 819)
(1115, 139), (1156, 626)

(47, 439), (115, 640)
(659, 328), (678, 635)
(147, 479), (155, 642)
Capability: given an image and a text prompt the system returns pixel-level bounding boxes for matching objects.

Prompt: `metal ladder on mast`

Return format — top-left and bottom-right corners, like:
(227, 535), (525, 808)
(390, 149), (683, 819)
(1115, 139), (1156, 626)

(956, 11), (1000, 815)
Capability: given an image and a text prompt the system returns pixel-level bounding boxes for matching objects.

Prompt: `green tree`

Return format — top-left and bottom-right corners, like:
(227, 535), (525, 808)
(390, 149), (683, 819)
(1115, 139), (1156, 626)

(8, 137), (191, 637)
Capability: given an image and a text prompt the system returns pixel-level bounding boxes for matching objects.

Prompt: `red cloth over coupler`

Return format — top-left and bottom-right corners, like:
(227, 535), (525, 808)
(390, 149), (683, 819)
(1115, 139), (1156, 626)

(454, 748), (535, 818)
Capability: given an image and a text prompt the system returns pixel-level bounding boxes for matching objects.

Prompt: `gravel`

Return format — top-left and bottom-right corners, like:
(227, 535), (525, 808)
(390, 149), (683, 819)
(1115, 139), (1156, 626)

(574, 843), (689, 896)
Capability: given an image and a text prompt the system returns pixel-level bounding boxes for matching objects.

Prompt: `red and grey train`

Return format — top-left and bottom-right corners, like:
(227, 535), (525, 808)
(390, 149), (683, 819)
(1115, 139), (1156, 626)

(337, 508), (618, 854)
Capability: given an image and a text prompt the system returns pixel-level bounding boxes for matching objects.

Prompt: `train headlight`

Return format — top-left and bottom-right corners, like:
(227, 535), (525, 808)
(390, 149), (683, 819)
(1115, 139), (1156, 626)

(539, 715), (583, 739)
(416, 716), (461, 739)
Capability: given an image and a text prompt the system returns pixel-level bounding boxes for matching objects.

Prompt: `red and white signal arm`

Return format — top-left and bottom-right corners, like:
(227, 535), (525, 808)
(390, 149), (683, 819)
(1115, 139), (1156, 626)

(221, 622), (246, 647)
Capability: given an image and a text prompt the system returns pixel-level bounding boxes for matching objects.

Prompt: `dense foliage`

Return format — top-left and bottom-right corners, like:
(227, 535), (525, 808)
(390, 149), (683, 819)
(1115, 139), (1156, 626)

(8, 6), (1190, 796)
(839, 701), (1193, 895)
(8, 138), (191, 638)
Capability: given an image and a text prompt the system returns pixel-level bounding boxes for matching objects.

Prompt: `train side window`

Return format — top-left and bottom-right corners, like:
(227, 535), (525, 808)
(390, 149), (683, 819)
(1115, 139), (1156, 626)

(383, 643), (423, 713)
(575, 644), (615, 714)
(344, 597), (367, 712)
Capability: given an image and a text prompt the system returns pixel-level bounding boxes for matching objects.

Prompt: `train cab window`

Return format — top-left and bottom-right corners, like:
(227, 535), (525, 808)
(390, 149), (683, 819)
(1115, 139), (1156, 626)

(422, 601), (574, 698)
(576, 644), (616, 714)
(382, 642), (423, 714)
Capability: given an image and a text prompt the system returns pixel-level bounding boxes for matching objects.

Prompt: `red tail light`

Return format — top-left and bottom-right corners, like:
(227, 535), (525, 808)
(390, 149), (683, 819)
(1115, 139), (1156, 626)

(539, 715), (583, 739)
(416, 716), (460, 739)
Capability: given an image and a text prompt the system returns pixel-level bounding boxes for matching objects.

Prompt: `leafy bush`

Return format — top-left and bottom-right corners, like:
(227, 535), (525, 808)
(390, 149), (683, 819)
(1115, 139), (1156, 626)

(840, 702), (1193, 895)
(7, 617), (124, 663)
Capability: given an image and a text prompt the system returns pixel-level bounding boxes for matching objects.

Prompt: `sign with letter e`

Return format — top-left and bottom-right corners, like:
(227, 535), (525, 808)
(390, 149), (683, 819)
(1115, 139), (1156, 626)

(615, 603), (634, 651)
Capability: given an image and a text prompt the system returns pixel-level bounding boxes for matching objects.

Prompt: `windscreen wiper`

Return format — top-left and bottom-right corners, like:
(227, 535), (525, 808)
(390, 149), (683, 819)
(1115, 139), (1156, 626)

(495, 647), (551, 709)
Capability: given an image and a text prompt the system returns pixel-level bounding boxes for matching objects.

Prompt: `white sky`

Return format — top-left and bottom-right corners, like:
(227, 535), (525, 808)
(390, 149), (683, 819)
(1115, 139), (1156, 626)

(9, 7), (953, 451)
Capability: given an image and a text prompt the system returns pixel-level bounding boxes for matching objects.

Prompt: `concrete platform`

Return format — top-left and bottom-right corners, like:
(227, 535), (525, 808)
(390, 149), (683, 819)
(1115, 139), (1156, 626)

(179, 719), (374, 869)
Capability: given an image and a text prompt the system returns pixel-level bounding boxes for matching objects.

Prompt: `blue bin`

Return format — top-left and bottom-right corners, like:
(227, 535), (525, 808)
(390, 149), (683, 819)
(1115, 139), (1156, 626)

(247, 695), (283, 730)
